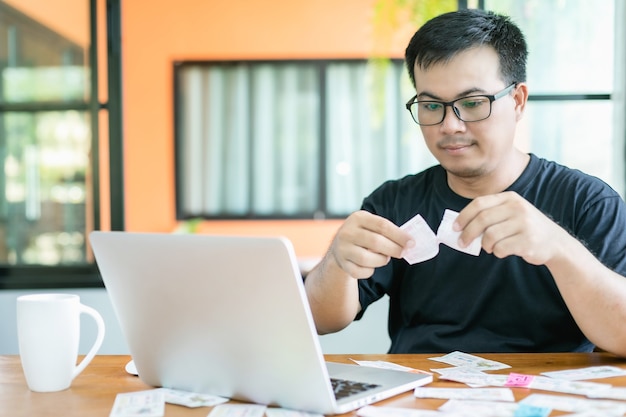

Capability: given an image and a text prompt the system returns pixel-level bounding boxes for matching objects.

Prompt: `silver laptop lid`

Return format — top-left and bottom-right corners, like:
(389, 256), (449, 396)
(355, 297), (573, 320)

(90, 231), (338, 413)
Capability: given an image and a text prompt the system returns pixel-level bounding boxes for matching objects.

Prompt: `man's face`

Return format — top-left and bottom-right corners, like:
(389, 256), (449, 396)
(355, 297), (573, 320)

(412, 46), (523, 182)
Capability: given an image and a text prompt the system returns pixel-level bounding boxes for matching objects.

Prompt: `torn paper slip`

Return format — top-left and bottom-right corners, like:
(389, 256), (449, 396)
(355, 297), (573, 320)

(357, 405), (446, 417)
(540, 365), (626, 381)
(414, 387), (515, 402)
(157, 387), (229, 408)
(400, 209), (482, 264)
(435, 367), (508, 388)
(428, 351), (511, 371)
(519, 393), (626, 414)
(109, 389), (165, 417)
(207, 404), (268, 417)
(349, 359), (432, 375)
(438, 399), (519, 417)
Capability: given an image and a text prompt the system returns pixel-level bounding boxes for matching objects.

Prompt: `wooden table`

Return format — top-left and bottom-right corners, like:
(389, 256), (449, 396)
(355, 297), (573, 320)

(3, 353), (626, 416)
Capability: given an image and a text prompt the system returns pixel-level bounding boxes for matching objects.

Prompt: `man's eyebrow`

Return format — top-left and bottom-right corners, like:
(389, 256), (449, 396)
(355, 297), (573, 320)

(417, 87), (487, 101)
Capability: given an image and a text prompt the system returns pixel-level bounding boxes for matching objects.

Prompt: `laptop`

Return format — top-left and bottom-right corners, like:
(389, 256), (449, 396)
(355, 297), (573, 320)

(89, 231), (432, 414)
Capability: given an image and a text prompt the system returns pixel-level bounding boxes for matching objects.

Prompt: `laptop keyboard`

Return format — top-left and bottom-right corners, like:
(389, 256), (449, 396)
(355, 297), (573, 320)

(330, 378), (381, 400)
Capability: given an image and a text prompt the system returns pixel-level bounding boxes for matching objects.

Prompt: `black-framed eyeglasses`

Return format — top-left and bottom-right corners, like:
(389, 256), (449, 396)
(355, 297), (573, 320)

(405, 83), (517, 126)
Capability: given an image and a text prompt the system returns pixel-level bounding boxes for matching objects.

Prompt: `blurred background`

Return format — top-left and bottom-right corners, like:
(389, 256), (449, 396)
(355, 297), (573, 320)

(0, 0), (624, 354)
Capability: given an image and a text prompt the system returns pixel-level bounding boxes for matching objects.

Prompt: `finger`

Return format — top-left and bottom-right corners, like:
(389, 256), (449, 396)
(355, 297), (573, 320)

(478, 217), (521, 254)
(329, 211), (399, 276)
(454, 193), (506, 230)
(336, 250), (391, 279)
(488, 231), (545, 264)
(354, 211), (414, 258)
(330, 234), (393, 279)
(460, 207), (513, 248)
(486, 210), (563, 265)
(455, 192), (519, 246)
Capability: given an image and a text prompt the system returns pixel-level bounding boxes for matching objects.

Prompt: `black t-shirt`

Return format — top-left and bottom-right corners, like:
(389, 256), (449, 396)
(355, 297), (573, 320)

(358, 154), (626, 353)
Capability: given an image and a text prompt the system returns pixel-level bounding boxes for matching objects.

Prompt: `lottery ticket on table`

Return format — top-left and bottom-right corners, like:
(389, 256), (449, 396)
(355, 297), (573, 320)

(207, 403), (267, 417)
(564, 410), (626, 417)
(349, 359), (432, 375)
(414, 387), (515, 402)
(440, 401), (551, 417)
(528, 375), (611, 396)
(265, 408), (324, 417)
(519, 393), (626, 414)
(156, 387), (229, 408)
(586, 386), (626, 400)
(505, 373), (535, 387)
(428, 351), (511, 371)
(434, 367), (508, 388)
(357, 405), (446, 417)
(513, 404), (551, 417)
(434, 367), (613, 396)
(439, 399), (519, 417)
(109, 389), (165, 417)
(540, 365), (626, 381)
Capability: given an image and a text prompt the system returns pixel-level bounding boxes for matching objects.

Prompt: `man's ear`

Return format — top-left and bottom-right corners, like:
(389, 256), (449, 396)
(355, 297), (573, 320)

(513, 82), (529, 121)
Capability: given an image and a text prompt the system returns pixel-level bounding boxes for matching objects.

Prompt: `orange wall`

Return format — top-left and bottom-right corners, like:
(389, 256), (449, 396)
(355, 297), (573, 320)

(4, 0), (88, 47)
(121, 0), (415, 257)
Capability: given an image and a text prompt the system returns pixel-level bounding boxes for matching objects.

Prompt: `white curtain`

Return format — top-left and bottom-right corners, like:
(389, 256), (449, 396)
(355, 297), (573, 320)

(324, 62), (432, 214)
(178, 61), (431, 218)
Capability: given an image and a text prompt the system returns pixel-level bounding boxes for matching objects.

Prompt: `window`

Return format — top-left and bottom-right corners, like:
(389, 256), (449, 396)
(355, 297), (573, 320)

(485, 0), (623, 195)
(0, 0), (123, 288)
(175, 60), (435, 219)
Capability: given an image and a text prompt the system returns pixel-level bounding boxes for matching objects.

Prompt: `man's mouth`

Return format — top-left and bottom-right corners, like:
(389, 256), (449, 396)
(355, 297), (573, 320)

(439, 141), (474, 153)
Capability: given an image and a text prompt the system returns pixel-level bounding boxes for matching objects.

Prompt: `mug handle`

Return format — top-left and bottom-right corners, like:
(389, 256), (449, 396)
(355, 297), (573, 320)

(72, 304), (106, 379)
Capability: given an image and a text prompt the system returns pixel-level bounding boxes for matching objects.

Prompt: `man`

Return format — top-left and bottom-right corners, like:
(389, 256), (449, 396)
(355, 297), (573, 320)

(304, 8), (626, 356)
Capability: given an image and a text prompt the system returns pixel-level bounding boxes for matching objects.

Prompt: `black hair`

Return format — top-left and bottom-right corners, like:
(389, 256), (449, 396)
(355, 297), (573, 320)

(405, 9), (527, 87)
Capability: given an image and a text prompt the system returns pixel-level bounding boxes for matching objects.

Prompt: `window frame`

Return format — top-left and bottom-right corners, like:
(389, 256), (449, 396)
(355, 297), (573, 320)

(0, 0), (124, 290)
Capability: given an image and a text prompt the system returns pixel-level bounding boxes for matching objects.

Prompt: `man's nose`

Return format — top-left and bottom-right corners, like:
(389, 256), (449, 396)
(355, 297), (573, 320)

(439, 105), (466, 133)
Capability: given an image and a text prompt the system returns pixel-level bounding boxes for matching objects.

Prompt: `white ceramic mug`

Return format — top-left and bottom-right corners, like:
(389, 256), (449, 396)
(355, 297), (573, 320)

(16, 293), (105, 392)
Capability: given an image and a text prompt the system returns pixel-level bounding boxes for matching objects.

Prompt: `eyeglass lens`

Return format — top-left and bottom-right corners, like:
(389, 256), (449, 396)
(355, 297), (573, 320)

(411, 96), (492, 125)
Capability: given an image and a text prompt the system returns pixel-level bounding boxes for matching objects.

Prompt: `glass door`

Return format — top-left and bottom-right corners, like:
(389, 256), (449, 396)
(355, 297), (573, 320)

(0, 0), (122, 287)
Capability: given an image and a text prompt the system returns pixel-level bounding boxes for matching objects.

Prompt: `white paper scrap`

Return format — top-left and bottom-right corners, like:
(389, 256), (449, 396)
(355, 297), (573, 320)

(586, 386), (626, 400)
(265, 408), (324, 417)
(357, 405), (447, 417)
(428, 351), (511, 371)
(435, 367), (509, 388)
(156, 387), (228, 408)
(439, 399), (519, 417)
(520, 393), (626, 414)
(109, 389), (165, 417)
(207, 404), (267, 417)
(540, 366), (626, 381)
(528, 375), (611, 396)
(400, 210), (482, 265)
(436, 209), (482, 256)
(414, 387), (515, 402)
(350, 359), (432, 375)
(400, 213), (439, 264)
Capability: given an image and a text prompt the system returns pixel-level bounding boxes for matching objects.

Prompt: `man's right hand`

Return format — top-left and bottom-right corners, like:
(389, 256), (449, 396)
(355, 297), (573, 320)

(304, 210), (414, 334)
(327, 210), (415, 279)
